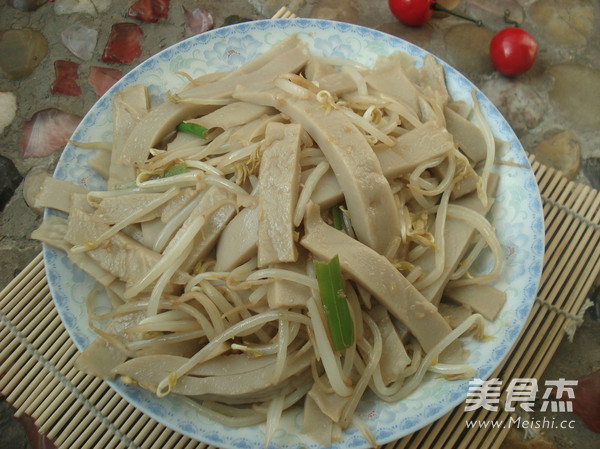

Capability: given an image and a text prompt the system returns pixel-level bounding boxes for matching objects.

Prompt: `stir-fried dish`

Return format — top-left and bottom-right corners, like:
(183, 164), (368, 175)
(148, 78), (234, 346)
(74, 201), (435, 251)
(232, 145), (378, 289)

(32, 35), (507, 446)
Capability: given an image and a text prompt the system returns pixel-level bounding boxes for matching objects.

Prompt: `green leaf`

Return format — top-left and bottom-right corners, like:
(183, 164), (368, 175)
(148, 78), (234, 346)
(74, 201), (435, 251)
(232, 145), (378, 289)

(313, 255), (354, 351)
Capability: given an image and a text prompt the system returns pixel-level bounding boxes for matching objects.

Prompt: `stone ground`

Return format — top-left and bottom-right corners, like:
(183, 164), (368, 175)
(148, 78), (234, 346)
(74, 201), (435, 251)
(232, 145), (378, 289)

(0, 0), (599, 448)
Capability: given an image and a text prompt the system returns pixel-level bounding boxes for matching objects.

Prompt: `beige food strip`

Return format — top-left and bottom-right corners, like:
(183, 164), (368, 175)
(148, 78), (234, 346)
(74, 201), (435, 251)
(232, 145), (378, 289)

(306, 121), (455, 208)
(186, 102), (274, 131)
(267, 252), (311, 309)
(64, 208), (189, 286)
(214, 206), (258, 272)
(29, 173), (87, 214)
(444, 284), (507, 321)
(444, 106), (487, 163)
(365, 52), (420, 113)
(108, 84), (149, 189)
(258, 122), (303, 267)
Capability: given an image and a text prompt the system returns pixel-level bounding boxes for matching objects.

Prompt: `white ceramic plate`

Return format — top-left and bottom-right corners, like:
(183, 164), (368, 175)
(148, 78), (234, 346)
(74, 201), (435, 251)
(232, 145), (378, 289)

(43, 19), (545, 449)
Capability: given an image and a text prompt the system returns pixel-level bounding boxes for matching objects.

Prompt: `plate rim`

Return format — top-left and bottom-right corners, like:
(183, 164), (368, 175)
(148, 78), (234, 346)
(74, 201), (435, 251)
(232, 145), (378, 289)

(43, 17), (545, 449)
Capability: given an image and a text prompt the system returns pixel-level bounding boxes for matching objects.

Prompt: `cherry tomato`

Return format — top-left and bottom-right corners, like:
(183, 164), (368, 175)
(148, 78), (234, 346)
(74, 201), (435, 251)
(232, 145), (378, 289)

(490, 27), (538, 76)
(388, 0), (435, 27)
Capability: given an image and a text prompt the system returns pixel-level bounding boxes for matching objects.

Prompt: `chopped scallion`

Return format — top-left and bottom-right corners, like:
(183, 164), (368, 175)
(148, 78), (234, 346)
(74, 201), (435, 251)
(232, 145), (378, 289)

(313, 255), (354, 351)
(113, 162), (187, 190)
(114, 180), (137, 190)
(163, 162), (187, 177)
(176, 122), (208, 138)
(331, 205), (345, 231)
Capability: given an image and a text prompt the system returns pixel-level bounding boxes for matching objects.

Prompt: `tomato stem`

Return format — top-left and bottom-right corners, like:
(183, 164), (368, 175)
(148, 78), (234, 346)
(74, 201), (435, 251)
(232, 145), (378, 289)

(503, 9), (520, 27)
(432, 3), (483, 27)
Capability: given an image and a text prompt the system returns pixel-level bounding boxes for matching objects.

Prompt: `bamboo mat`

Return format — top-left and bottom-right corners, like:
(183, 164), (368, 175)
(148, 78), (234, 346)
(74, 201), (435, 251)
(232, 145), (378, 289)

(0, 153), (599, 449)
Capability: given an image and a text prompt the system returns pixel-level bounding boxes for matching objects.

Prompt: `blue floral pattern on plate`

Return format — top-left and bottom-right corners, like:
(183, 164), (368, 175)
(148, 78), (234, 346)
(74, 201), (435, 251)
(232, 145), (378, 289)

(43, 19), (544, 449)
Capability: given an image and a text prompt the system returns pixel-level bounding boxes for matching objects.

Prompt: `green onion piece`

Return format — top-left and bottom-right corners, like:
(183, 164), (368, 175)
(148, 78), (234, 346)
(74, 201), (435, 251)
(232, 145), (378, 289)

(164, 162), (187, 177)
(114, 180), (137, 190)
(331, 205), (345, 231)
(176, 122), (208, 138)
(114, 162), (186, 190)
(313, 255), (354, 351)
